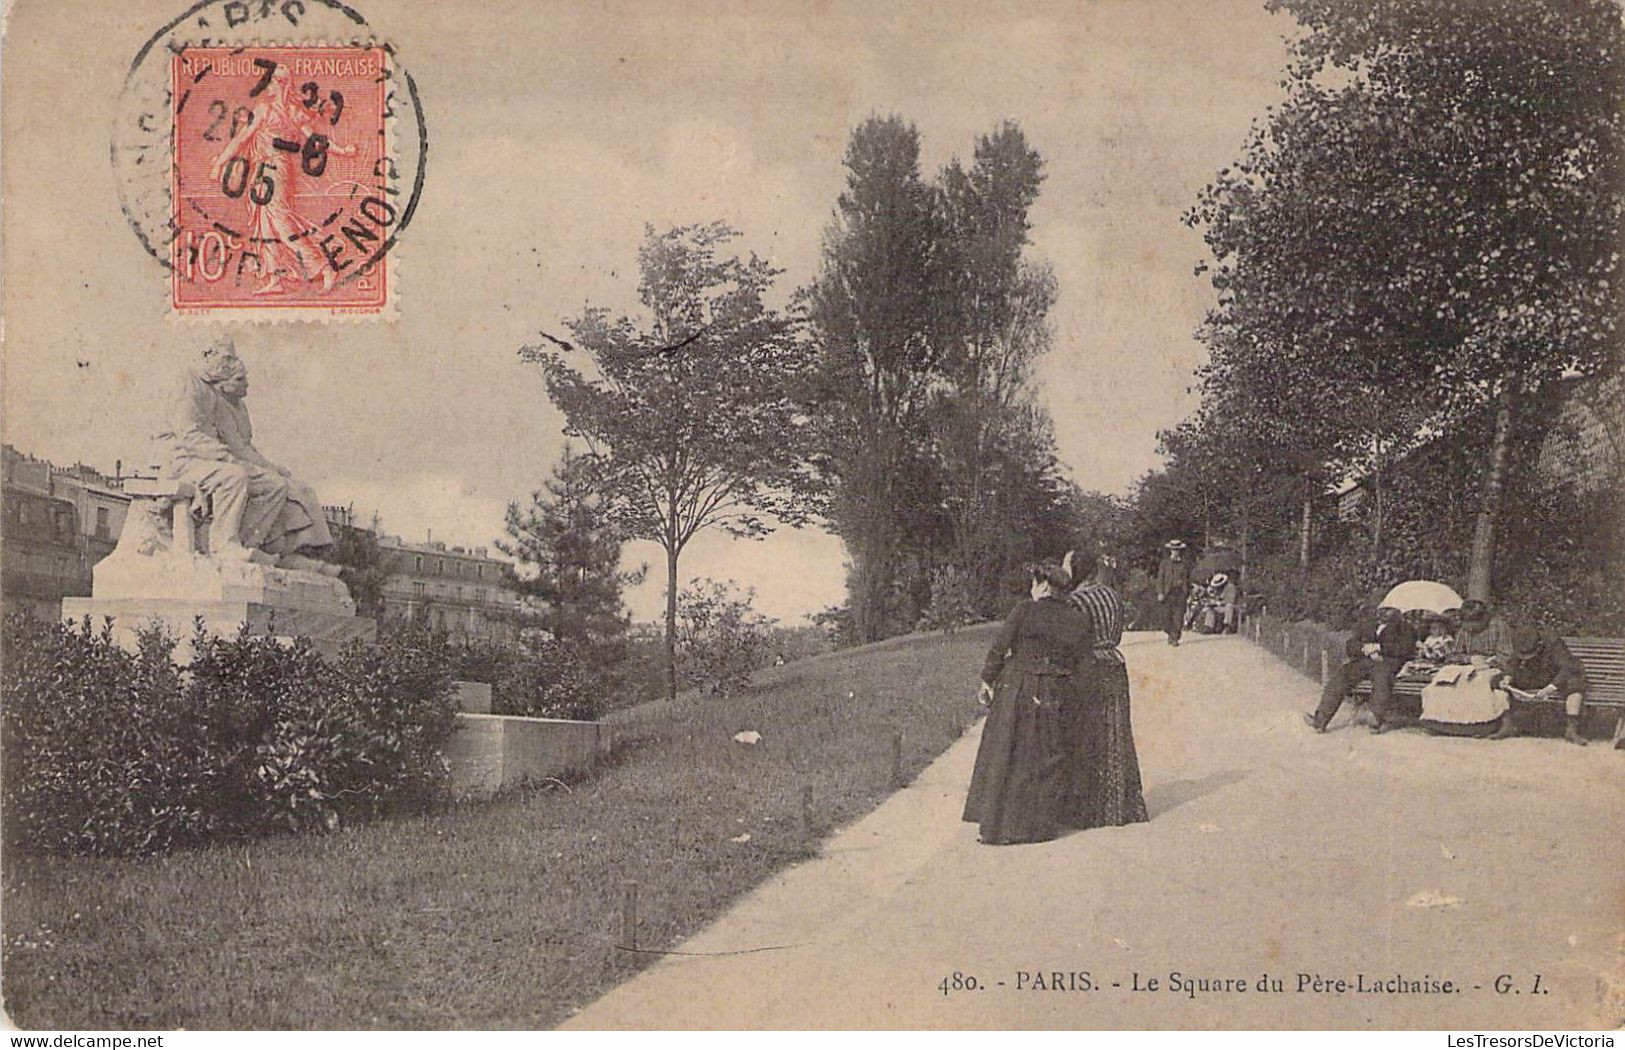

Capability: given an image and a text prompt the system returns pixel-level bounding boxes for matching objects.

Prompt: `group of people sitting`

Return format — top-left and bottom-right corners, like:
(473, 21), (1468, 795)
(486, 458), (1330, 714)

(1184, 572), (1240, 636)
(1304, 598), (1592, 745)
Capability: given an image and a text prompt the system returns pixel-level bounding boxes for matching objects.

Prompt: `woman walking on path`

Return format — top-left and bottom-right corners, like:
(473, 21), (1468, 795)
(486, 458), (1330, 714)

(1064, 547), (1150, 829)
(962, 562), (1094, 845)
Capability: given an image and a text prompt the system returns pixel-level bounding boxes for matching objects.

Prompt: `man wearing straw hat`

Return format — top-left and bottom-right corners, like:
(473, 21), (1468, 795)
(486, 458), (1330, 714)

(1154, 539), (1192, 647)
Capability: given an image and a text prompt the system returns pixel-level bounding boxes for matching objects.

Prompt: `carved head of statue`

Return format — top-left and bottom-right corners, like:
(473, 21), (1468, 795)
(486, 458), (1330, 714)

(197, 336), (248, 399)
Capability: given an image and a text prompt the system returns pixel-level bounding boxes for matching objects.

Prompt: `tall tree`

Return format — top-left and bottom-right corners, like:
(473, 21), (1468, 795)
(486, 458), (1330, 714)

(524, 223), (815, 700)
(496, 444), (645, 672)
(326, 509), (392, 620)
(933, 124), (1054, 605)
(1191, 0), (1625, 598)
(802, 116), (949, 642)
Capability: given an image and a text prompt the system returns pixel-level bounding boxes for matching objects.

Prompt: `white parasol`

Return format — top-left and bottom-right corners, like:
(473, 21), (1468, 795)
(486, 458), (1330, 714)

(1379, 580), (1464, 615)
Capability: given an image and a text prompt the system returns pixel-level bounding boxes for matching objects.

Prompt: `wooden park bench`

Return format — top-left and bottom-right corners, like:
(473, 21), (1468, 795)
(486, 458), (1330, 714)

(1352, 636), (1625, 744)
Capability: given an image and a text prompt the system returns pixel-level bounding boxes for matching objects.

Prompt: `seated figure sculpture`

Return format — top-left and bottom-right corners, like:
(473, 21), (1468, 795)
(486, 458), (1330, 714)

(155, 337), (338, 574)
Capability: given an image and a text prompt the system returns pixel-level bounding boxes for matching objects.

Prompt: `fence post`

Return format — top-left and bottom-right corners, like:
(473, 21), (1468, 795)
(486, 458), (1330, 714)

(620, 879), (639, 951)
(891, 731), (904, 788)
(1302, 637), (1311, 671)
(801, 785), (815, 839)
(1320, 649), (1329, 685)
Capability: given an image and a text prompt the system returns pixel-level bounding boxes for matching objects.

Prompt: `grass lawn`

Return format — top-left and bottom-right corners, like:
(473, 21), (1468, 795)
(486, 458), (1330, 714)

(2, 624), (996, 1029)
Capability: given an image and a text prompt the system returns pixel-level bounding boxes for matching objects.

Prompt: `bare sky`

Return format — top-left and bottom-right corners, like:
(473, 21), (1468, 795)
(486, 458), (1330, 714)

(1, 0), (1292, 622)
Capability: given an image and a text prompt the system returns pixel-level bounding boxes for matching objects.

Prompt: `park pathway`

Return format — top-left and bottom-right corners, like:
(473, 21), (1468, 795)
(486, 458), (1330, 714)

(563, 631), (1624, 1030)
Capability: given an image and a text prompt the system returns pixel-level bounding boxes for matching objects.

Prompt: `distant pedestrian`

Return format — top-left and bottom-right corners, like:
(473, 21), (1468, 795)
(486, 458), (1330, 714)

(963, 561), (1093, 846)
(1155, 540), (1191, 646)
(1063, 547), (1149, 830)
(1097, 551), (1124, 590)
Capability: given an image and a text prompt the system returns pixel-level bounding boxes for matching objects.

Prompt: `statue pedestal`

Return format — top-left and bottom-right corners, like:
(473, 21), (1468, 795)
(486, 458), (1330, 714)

(64, 548), (375, 660)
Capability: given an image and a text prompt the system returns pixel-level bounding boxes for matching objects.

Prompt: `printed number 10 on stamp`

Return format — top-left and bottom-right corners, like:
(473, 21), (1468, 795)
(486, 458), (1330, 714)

(170, 46), (395, 317)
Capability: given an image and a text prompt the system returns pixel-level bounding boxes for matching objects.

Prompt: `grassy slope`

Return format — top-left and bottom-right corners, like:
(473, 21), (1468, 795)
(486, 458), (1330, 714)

(1, 624), (996, 1030)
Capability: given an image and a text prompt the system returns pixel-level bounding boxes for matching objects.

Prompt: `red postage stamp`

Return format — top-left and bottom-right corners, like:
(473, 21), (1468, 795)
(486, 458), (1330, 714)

(170, 46), (397, 317)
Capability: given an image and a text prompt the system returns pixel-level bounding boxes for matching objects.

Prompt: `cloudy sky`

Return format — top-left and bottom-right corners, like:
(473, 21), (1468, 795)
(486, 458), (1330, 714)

(1, 0), (1292, 622)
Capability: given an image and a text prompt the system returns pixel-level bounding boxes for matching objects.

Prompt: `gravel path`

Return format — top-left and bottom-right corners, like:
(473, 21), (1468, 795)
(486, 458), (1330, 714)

(564, 631), (1624, 1029)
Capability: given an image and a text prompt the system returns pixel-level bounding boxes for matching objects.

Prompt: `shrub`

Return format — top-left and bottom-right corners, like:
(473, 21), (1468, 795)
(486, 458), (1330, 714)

(763, 623), (834, 664)
(380, 622), (606, 721)
(916, 565), (977, 635)
(1495, 483), (1625, 635)
(676, 579), (776, 697)
(1246, 482), (1622, 635)
(1, 616), (457, 856)
(473, 639), (602, 721)
(811, 604), (859, 650)
(1, 618), (215, 855)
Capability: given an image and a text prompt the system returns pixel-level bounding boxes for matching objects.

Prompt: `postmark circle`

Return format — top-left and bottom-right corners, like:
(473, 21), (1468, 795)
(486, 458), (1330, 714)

(112, 0), (428, 316)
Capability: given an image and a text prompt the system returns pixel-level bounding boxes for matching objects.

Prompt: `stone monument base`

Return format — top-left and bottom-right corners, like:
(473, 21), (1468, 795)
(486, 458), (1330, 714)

(64, 548), (375, 661)
(62, 597), (376, 659)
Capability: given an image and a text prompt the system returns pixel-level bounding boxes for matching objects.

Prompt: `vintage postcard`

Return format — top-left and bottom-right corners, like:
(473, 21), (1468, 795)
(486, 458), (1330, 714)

(2, 0), (1621, 1036)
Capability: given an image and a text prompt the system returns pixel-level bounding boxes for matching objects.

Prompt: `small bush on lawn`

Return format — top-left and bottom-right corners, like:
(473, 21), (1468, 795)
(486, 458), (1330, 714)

(0, 615), (456, 856)
(381, 621), (605, 720)
(463, 637), (602, 721)
(676, 579), (776, 697)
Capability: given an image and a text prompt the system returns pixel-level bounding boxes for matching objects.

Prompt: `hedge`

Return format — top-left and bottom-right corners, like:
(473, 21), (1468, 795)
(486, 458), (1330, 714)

(1, 615), (457, 856)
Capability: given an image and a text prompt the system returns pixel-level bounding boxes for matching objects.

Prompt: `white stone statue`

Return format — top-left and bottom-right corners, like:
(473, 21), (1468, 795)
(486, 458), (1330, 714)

(74, 338), (367, 648)
(124, 337), (339, 574)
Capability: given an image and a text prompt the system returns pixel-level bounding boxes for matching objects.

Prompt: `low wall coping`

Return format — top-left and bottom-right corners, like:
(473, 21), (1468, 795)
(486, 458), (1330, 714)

(456, 712), (606, 728)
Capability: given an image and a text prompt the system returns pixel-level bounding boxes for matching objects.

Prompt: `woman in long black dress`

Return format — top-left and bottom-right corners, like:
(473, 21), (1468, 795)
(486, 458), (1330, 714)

(1062, 547), (1149, 829)
(962, 561), (1095, 845)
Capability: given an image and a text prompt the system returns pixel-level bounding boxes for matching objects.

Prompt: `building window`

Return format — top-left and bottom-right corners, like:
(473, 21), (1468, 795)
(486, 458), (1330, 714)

(414, 555), (423, 572)
(476, 589), (487, 604)
(477, 565), (484, 578)
(413, 582), (425, 597)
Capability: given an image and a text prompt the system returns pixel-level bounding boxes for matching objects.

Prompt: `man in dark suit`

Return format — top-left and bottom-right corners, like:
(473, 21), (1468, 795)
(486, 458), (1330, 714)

(1154, 539), (1192, 647)
(1304, 604), (1417, 733)
(1508, 624), (1590, 746)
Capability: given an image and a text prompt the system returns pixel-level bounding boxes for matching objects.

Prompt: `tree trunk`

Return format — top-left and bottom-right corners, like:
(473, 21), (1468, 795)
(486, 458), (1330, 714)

(1299, 493), (1313, 571)
(1468, 387), (1517, 602)
(861, 544), (893, 644)
(1239, 511), (1251, 587)
(664, 543), (679, 702)
(1371, 457), (1385, 550)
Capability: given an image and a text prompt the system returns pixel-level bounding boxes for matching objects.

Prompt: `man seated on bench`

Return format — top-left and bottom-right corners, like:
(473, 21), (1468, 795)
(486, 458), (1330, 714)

(1505, 624), (1589, 746)
(1205, 573), (1240, 635)
(1303, 603), (1416, 734)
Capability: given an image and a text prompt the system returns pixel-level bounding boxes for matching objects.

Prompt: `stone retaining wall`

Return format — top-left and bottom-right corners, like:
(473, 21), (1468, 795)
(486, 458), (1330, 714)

(444, 712), (611, 800)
